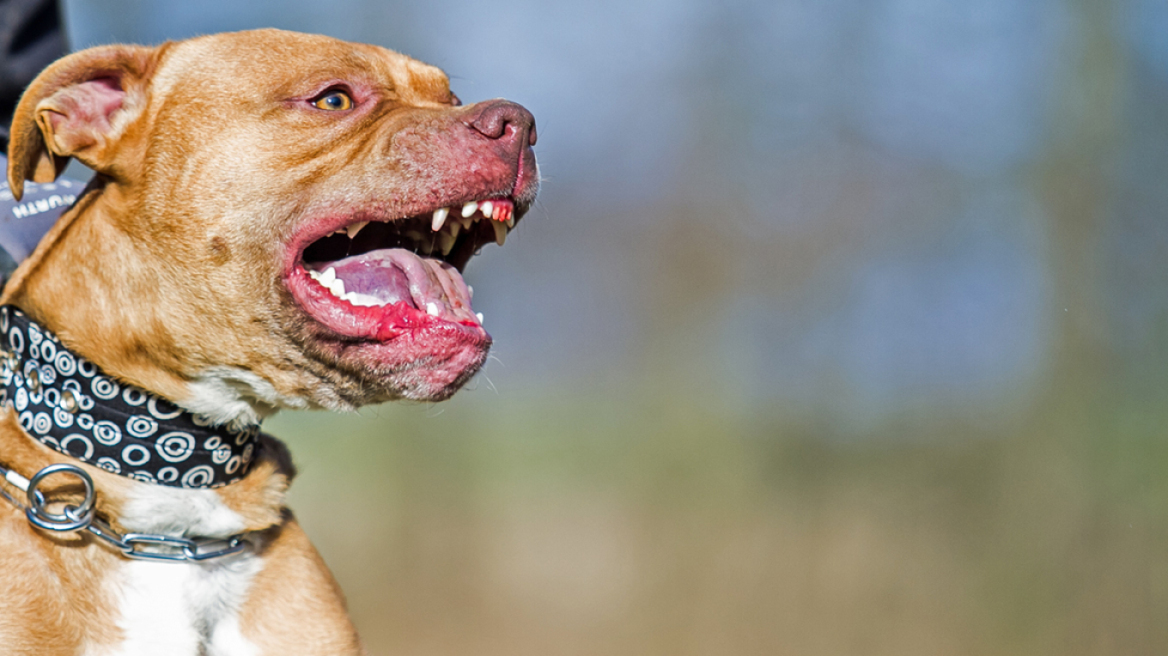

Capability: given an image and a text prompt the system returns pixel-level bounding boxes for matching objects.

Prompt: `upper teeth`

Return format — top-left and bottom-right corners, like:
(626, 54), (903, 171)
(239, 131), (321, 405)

(425, 198), (515, 254)
(346, 221), (368, 239)
(320, 199), (513, 260)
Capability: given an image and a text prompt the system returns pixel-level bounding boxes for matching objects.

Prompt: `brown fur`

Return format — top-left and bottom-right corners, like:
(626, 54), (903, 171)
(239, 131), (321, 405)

(0, 28), (536, 654)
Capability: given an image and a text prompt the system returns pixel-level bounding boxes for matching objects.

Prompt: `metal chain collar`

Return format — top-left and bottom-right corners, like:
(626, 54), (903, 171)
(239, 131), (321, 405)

(0, 460), (252, 562)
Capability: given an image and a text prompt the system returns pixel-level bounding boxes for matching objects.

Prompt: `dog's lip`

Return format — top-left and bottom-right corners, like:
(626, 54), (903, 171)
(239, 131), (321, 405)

(286, 255), (491, 400)
(284, 260), (487, 342)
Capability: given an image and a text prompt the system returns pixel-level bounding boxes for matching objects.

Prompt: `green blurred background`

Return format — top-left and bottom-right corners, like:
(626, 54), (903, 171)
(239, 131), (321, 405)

(59, 0), (1168, 653)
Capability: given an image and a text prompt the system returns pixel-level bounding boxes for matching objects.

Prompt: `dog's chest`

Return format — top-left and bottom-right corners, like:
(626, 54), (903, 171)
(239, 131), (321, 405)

(109, 557), (260, 656)
(96, 485), (263, 655)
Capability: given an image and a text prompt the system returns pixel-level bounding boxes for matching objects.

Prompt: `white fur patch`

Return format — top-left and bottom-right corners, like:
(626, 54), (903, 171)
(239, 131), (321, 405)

(182, 366), (308, 429)
(208, 611), (261, 656)
(119, 481), (247, 539)
(110, 555), (262, 656)
(108, 561), (201, 655)
(101, 485), (263, 655)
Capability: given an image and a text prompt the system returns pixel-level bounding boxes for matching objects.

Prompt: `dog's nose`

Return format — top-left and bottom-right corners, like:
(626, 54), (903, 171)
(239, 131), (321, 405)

(464, 99), (537, 147)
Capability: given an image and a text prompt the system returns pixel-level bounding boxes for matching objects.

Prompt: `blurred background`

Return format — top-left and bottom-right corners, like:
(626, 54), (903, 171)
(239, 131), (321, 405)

(42, 0), (1168, 653)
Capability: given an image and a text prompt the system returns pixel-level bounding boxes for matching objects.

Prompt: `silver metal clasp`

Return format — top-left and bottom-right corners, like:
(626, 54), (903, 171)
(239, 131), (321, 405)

(24, 463), (96, 533)
(117, 533), (249, 561)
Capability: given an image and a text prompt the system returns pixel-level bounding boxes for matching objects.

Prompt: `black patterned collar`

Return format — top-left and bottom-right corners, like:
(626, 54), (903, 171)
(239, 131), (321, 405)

(0, 306), (260, 489)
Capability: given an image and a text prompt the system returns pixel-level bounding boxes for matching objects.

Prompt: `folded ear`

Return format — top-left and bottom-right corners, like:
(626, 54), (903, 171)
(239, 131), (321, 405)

(6, 44), (159, 200)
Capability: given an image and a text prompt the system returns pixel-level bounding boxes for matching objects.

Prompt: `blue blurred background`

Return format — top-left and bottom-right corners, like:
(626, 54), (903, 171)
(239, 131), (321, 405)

(58, 0), (1168, 653)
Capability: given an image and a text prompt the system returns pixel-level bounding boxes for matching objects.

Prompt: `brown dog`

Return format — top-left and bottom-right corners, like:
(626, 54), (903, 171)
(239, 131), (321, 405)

(0, 29), (536, 654)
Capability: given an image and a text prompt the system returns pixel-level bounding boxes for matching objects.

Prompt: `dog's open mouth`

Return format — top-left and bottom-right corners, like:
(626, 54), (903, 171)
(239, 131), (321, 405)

(278, 97), (537, 400)
(286, 198), (515, 345)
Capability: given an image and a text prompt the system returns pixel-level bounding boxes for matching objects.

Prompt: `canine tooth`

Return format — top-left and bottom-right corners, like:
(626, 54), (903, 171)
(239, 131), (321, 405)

(346, 221), (369, 239)
(467, 285), (473, 298)
(492, 220), (507, 246)
(476, 312), (484, 324)
(438, 230), (457, 255)
(480, 201), (494, 220)
(461, 201), (478, 218)
(426, 302), (440, 316)
(319, 267), (336, 286)
(432, 207), (449, 232)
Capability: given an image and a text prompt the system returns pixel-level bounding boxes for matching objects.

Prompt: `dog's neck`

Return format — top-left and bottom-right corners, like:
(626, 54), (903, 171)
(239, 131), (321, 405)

(0, 186), (292, 537)
(0, 305), (262, 489)
(182, 366), (300, 428)
(0, 185), (200, 404)
(0, 182), (293, 429)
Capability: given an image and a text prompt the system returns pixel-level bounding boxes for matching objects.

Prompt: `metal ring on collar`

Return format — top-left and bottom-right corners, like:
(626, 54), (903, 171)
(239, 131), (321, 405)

(25, 463), (96, 532)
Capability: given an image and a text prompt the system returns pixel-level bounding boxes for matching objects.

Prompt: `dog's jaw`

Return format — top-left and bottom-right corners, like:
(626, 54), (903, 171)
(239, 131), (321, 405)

(275, 97), (539, 405)
(281, 207), (497, 404)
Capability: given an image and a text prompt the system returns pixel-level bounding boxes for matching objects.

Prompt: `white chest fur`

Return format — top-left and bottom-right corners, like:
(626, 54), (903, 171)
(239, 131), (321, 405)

(97, 483), (263, 655)
(111, 557), (260, 656)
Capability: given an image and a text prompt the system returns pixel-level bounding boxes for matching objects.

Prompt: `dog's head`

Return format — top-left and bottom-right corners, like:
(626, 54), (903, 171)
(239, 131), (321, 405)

(3, 29), (537, 421)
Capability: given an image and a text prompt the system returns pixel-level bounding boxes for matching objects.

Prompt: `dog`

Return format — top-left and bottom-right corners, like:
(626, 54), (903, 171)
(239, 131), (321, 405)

(0, 28), (537, 655)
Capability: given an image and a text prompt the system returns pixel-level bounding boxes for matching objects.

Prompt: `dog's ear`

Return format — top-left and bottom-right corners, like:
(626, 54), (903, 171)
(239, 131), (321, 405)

(7, 44), (159, 200)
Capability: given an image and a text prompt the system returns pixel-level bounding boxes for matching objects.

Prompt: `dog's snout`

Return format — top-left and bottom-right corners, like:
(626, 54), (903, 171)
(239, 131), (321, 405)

(464, 99), (537, 147)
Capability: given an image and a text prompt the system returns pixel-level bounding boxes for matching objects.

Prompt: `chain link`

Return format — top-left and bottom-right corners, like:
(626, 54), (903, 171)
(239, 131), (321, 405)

(0, 461), (251, 562)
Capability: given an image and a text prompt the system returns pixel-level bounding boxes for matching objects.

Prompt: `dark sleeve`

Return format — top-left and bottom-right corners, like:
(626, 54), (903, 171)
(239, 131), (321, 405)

(0, 0), (69, 145)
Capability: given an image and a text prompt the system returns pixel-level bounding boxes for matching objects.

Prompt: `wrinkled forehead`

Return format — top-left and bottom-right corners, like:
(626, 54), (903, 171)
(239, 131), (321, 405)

(150, 29), (451, 104)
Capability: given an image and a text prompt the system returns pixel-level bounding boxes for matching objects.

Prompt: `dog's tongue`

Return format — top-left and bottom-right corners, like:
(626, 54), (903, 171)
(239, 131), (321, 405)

(311, 248), (477, 323)
(330, 251), (415, 307)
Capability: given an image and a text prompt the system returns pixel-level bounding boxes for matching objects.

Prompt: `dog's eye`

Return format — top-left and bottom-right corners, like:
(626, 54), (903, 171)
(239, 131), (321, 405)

(313, 90), (354, 111)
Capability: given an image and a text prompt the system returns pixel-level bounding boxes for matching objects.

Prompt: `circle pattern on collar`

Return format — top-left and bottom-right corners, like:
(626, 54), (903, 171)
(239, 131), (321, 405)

(0, 306), (260, 488)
